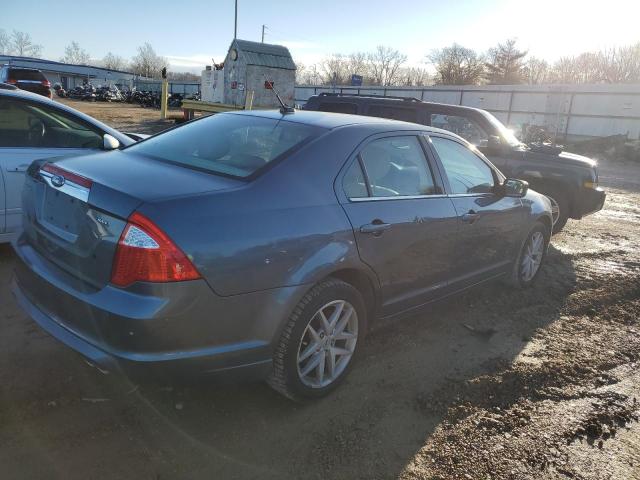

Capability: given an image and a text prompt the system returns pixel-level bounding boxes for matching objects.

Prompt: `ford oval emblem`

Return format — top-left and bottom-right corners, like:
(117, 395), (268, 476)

(51, 175), (65, 188)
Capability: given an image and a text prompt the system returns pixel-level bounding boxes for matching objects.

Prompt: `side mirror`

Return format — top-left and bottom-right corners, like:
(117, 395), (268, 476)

(487, 135), (502, 151)
(103, 134), (120, 150)
(500, 178), (529, 198)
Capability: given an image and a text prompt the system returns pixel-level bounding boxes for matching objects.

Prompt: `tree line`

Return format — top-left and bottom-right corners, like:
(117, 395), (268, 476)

(3, 28), (639, 86)
(298, 39), (640, 86)
(0, 30), (197, 81)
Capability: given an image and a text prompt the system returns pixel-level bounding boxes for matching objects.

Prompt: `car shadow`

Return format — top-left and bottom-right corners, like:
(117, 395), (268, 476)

(1, 244), (577, 480)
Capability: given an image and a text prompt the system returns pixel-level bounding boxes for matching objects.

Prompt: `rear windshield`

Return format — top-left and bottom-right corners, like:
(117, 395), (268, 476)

(126, 113), (323, 178)
(9, 69), (46, 81)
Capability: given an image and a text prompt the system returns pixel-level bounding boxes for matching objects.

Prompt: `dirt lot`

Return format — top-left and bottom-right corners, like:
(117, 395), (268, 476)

(0, 102), (639, 479)
(55, 98), (182, 135)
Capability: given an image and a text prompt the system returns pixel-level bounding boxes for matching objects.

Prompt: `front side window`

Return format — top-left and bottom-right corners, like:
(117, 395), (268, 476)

(0, 98), (103, 148)
(126, 113), (323, 178)
(358, 136), (436, 197)
(430, 137), (495, 195)
(431, 113), (488, 147)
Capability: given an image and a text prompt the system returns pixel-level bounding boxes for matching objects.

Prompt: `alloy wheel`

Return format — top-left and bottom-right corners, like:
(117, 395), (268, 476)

(296, 300), (358, 388)
(520, 231), (545, 282)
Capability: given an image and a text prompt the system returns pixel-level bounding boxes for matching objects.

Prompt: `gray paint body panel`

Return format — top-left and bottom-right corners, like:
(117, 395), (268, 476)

(13, 110), (552, 377)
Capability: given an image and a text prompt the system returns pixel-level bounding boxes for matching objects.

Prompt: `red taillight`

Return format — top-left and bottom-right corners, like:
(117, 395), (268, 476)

(42, 79), (51, 87)
(6, 79), (17, 84)
(111, 212), (201, 287)
(42, 163), (93, 188)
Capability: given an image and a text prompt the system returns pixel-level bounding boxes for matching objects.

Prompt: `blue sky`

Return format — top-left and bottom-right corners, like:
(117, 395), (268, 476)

(3, 0), (639, 72)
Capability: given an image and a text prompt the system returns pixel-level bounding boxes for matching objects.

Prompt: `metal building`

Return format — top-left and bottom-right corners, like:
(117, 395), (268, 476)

(223, 39), (296, 108)
(0, 55), (144, 90)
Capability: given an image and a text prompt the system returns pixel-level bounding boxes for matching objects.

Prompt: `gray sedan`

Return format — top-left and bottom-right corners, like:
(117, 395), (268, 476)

(12, 110), (552, 400)
(0, 87), (139, 244)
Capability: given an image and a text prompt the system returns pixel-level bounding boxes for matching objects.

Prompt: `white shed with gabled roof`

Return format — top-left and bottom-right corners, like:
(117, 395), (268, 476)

(223, 39), (296, 108)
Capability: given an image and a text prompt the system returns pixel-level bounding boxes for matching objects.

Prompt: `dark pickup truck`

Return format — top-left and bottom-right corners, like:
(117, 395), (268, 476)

(303, 93), (606, 233)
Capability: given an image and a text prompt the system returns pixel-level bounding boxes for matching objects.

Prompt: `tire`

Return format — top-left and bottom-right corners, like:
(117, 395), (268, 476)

(506, 221), (550, 288)
(268, 278), (366, 401)
(542, 189), (569, 234)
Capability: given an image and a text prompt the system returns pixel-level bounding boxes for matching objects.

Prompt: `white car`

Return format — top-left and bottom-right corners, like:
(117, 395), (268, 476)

(0, 86), (147, 243)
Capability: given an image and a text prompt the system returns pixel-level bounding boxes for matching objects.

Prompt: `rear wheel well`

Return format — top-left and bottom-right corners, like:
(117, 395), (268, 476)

(326, 269), (377, 328)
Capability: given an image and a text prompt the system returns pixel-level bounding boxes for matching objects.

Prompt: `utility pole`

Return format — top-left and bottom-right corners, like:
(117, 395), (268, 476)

(261, 24), (267, 43)
(234, 0), (238, 39)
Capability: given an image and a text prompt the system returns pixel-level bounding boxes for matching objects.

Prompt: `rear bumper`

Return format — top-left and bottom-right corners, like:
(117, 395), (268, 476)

(12, 240), (307, 379)
(571, 187), (606, 219)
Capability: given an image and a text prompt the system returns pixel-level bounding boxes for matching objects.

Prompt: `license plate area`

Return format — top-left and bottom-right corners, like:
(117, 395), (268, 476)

(37, 187), (90, 243)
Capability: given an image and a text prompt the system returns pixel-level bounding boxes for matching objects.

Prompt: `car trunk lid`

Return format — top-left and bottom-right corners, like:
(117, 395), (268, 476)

(22, 151), (243, 289)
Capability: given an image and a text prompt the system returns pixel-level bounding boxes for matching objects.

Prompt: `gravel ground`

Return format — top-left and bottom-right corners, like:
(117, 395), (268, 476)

(0, 102), (638, 479)
(55, 97), (182, 134)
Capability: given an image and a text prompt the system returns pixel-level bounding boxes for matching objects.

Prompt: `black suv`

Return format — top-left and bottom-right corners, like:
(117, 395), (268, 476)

(0, 65), (52, 99)
(304, 93), (606, 232)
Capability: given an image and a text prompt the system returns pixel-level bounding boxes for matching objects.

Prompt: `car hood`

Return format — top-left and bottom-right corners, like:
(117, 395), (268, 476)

(522, 145), (597, 169)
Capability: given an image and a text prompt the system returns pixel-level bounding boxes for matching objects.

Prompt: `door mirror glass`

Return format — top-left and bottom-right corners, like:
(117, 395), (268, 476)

(103, 134), (120, 150)
(501, 178), (528, 197)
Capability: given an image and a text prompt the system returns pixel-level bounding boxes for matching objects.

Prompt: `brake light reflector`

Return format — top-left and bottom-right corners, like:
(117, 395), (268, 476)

(42, 163), (93, 188)
(111, 212), (201, 287)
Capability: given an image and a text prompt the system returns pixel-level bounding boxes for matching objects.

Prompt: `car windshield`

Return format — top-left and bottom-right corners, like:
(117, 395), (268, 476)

(126, 113), (323, 178)
(482, 111), (523, 147)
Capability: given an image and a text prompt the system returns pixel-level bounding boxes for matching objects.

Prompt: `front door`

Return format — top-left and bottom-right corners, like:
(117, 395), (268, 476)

(428, 135), (525, 287)
(340, 134), (459, 316)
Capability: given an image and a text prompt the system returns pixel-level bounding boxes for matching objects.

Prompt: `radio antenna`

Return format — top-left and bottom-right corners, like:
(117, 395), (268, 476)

(263, 74), (294, 114)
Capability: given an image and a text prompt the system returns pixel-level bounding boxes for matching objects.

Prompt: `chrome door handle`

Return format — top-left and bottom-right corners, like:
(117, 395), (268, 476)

(360, 222), (391, 235)
(461, 210), (480, 223)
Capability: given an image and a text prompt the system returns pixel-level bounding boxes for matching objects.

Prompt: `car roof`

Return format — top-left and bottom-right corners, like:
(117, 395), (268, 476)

(309, 93), (488, 115)
(224, 108), (435, 131)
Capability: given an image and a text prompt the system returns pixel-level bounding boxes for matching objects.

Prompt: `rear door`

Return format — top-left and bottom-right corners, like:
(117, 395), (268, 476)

(427, 135), (525, 287)
(339, 133), (459, 316)
(0, 96), (106, 235)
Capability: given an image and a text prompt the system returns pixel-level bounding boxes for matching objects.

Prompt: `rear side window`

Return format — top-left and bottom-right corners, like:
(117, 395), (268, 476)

(318, 102), (357, 114)
(342, 161), (368, 198)
(367, 105), (418, 123)
(126, 114), (323, 178)
(8, 69), (46, 81)
(431, 137), (495, 194)
(430, 114), (488, 147)
(356, 136), (437, 197)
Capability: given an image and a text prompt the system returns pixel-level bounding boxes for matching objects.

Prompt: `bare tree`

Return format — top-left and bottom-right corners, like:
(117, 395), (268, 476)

(524, 57), (550, 84)
(549, 53), (600, 84)
(367, 46), (407, 86)
(395, 67), (432, 87)
(61, 41), (91, 65)
(0, 29), (9, 55)
(130, 43), (168, 79)
(347, 52), (370, 78)
(320, 54), (350, 85)
(102, 52), (128, 71)
(9, 30), (42, 57)
(485, 39), (527, 84)
(597, 44), (640, 83)
(428, 43), (485, 85)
